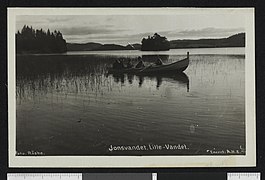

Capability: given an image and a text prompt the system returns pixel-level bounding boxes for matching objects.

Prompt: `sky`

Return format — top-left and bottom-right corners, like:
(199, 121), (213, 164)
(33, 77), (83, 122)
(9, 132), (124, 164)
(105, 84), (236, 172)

(16, 13), (245, 45)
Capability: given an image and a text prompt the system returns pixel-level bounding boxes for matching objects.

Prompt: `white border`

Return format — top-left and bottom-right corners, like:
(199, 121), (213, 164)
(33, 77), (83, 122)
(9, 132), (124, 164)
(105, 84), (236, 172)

(8, 8), (256, 167)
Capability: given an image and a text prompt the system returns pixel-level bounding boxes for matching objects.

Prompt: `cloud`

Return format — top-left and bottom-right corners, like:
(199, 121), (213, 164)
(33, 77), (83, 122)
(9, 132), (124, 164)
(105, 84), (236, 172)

(64, 32), (154, 44)
(167, 27), (245, 39)
(57, 24), (128, 36)
(61, 27), (117, 35)
(46, 17), (72, 23)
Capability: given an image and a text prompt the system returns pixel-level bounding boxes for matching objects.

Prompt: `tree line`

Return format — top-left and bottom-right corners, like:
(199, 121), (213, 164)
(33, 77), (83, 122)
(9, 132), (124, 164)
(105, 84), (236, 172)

(16, 25), (67, 53)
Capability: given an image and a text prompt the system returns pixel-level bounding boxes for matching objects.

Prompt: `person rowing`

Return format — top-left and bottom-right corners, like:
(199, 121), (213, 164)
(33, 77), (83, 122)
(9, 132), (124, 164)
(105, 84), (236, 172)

(126, 59), (133, 69)
(155, 56), (163, 65)
(112, 59), (125, 69)
(135, 56), (145, 68)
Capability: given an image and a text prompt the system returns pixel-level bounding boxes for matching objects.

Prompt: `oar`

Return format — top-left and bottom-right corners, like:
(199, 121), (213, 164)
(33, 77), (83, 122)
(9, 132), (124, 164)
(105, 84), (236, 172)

(139, 65), (152, 72)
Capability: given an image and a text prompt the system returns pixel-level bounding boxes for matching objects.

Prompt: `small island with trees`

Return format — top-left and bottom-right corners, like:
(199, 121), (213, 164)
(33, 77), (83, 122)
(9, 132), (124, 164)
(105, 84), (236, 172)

(141, 33), (170, 51)
(16, 25), (67, 54)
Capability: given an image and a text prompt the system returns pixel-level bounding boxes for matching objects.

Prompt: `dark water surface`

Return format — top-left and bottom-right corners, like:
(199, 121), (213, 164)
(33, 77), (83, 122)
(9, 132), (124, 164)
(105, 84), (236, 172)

(16, 48), (245, 156)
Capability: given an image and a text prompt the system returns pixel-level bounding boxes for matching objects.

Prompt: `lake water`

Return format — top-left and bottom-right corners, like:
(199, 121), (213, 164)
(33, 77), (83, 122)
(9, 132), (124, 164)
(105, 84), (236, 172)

(16, 48), (246, 156)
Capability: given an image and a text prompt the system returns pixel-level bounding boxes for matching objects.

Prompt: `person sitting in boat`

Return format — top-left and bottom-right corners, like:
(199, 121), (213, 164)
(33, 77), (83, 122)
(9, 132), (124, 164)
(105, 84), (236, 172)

(113, 59), (125, 69)
(112, 59), (120, 69)
(135, 56), (145, 68)
(119, 59), (125, 68)
(126, 59), (133, 69)
(155, 56), (163, 65)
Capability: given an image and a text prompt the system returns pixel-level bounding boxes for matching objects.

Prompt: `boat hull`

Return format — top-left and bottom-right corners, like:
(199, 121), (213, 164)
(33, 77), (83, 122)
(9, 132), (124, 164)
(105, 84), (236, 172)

(108, 56), (189, 75)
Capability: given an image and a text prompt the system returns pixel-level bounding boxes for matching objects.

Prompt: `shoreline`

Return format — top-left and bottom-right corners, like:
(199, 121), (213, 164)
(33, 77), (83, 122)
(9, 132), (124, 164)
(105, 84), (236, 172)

(16, 46), (245, 55)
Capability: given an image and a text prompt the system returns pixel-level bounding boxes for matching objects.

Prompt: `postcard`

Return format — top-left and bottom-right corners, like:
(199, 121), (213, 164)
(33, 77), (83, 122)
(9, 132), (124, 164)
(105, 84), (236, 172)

(8, 8), (255, 167)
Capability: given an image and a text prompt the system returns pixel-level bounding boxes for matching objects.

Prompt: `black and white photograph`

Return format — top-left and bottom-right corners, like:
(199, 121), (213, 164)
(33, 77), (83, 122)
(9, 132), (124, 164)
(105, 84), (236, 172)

(8, 8), (255, 167)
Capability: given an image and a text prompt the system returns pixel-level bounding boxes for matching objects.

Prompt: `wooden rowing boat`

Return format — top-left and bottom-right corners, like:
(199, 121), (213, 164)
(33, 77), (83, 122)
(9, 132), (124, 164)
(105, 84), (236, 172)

(108, 52), (189, 74)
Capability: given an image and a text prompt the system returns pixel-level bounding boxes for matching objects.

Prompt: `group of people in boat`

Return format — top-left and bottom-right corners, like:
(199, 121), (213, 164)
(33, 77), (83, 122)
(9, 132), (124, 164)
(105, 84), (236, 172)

(112, 56), (163, 70)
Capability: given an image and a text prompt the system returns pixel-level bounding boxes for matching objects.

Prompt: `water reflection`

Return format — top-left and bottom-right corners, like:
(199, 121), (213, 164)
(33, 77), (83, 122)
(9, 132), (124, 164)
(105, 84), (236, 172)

(109, 72), (189, 91)
(112, 73), (125, 84)
(16, 52), (245, 156)
(137, 72), (189, 91)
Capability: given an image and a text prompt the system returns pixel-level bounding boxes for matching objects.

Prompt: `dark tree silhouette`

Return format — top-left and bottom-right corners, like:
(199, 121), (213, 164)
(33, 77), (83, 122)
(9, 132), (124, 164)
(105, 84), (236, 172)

(16, 25), (67, 53)
(141, 33), (170, 51)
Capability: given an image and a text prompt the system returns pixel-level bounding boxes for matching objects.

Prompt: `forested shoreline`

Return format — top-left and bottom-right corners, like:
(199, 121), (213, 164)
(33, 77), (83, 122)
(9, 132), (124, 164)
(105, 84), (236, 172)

(16, 25), (67, 53)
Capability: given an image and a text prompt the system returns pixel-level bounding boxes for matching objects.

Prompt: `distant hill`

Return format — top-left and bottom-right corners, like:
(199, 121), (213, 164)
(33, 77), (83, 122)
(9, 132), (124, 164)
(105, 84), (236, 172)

(67, 42), (102, 51)
(93, 44), (128, 51)
(67, 42), (141, 51)
(170, 33), (245, 49)
(66, 33), (245, 51)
